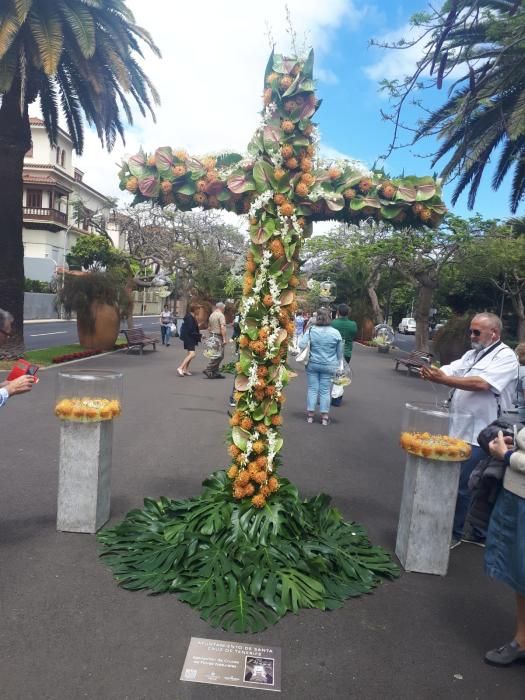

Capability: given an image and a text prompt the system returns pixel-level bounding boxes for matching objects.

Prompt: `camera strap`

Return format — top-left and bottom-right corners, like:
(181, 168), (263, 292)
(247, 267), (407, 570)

(447, 340), (503, 411)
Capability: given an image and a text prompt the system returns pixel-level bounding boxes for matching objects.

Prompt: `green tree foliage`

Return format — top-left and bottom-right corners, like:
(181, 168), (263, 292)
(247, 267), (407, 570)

(0, 0), (159, 357)
(66, 234), (122, 271)
(376, 0), (525, 212)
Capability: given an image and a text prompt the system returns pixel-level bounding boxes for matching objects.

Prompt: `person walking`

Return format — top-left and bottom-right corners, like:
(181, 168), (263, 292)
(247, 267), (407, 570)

(331, 304), (357, 364)
(292, 310), (305, 353)
(420, 312), (519, 547)
(298, 307), (343, 426)
(204, 302), (227, 379)
(177, 304), (202, 376)
(160, 304), (173, 346)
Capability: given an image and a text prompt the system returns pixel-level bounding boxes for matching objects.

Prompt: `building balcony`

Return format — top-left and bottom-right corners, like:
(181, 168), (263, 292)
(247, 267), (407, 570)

(23, 207), (68, 227)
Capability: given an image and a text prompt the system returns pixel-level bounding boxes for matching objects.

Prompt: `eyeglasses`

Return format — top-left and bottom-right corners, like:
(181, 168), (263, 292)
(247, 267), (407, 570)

(468, 329), (481, 337)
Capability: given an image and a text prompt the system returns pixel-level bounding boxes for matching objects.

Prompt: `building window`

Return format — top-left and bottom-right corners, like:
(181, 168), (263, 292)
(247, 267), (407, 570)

(56, 147), (60, 164)
(26, 189), (42, 209)
(61, 150), (65, 167)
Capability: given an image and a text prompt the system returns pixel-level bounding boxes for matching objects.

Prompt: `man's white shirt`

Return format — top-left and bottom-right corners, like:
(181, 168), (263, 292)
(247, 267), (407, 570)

(0, 386), (8, 407)
(442, 342), (519, 444)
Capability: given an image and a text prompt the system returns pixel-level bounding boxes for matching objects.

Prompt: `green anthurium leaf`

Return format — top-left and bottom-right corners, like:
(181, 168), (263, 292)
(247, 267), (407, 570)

(415, 184), (437, 201)
(249, 244), (263, 264)
(273, 435), (284, 453)
(279, 263), (294, 287)
(269, 255), (287, 275)
(349, 197), (367, 210)
(252, 405), (265, 421)
(154, 147), (173, 173)
(273, 55), (296, 74)
(247, 131), (264, 156)
(280, 290), (295, 305)
(292, 136), (310, 148)
(239, 351), (252, 374)
(250, 227), (273, 244)
(282, 71), (301, 97)
(234, 374), (249, 392)
(300, 78), (316, 92)
(396, 185), (417, 201)
(325, 193), (345, 212)
(127, 149), (146, 176)
(283, 242), (297, 263)
(231, 426), (250, 450)
(227, 175), (256, 194)
(253, 161), (276, 193)
(175, 182), (196, 196)
(245, 317), (259, 341)
(361, 196), (381, 208)
(430, 204), (447, 214)
(216, 152), (243, 168)
(380, 205), (403, 219)
(138, 175), (160, 198)
(302, 49), (314, 79)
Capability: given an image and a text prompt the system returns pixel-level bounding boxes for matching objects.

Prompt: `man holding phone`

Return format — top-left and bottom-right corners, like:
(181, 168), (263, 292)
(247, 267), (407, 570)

(0, 309), (35, 408)
(420, 312), (518, 547)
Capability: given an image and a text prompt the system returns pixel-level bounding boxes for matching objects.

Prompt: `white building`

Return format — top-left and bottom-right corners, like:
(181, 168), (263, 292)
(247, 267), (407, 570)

(23, 117), (125, 282)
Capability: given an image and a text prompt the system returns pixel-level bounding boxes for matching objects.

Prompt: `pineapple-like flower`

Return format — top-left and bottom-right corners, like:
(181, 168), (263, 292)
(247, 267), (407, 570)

(258, 327), (270, 340)
(270, 239), (285, 257)
(281, 145), (294, 159)
(358, 177), (374, 194)
(271, 415), (283, 426)
(256, 423), (268, 435)
(328, 167), (342, 180)
(126, 176), (138, 193)
(229, 413), (240, 427)
(300, 158), (313, 173)
(343, 188), (357, 200)
(236, 470), (251, 487)
(295, 182), (309, 197)
(193, 192), (208, 206)
(245, 483), (255, 497)
(171, 164), (187, 178)
(273, 193), (286, 206)
(281, 120), (295, 134)
(279, 202), (295, 217)
(257, 365), (269, 377)
(196, 179), (207, 192)
(285, 157), (298, 170)
(256, 455), (267, 469)
(268, 476), (279, 492)
(265, 386), (277, 398)
(228, 443), (241, 457)
(238, 335), (250, 348)
(202, 156), (216, 170)
(260, 485), (271, 498)
(250, 340), (266, 356)
(252, 440), (266, 454)
(274, 167), (286, 180)
(279, 75), (293, 91)
(235, 452), (246, 465)
(227, 465), (238, 479)
(253, 471), (267, 484)
(246, 259), (257, 274)
(254, 389), (266, 402)
(300, 172), (315, 186)
(419, 207), (432, 222)
(240, 417), (254, 431)
(380, 181), (397, 199)
(251, 493), (267, 508)
(262, 294), (274, 308)
(173, 149), (188, 161)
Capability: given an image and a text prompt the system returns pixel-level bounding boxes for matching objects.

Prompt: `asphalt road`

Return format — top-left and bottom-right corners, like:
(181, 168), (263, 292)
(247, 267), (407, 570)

(1, 343), (523, 699)
(24, 316), (162, 350)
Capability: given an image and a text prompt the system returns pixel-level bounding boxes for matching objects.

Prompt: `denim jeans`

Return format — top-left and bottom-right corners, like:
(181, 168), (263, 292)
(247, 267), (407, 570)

(452, 445), (485, 540)
(306, 362), (336, 414)
(161, 325), (171, 344)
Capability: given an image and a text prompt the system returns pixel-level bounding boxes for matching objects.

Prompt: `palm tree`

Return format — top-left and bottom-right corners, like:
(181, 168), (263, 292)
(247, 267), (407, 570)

(0, 0), (160, 357)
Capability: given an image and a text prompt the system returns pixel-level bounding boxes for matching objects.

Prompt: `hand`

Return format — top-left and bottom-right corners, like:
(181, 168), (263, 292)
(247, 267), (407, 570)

(6, 375), (35, 396)
(420, 366), (445, 383)
(489, 430), (513, 460)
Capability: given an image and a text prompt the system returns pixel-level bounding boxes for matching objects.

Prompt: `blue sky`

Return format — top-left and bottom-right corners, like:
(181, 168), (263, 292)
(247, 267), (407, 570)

(66, 0), (517, 223)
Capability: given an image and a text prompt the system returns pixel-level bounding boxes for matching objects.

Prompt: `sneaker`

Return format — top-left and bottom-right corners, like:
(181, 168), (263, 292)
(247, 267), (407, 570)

(485, 640), (525, 666)
(461, 534), (485, 548)
(307, 414), (314, 424)
(450, 538), (462, 550)
(321, 416), (330, 426)
(209, 373), (225, 379)
(229, 399), (236, 407)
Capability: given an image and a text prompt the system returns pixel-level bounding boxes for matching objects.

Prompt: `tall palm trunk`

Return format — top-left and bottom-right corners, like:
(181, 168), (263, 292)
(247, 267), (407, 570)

(0, 81), (31, 358)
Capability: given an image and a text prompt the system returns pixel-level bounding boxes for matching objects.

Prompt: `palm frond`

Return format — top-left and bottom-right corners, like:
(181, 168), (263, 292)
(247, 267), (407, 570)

(14, 0), (32, 25)
(510, 156), (525, 213)
(28, 5), (63, 75)
(38, 73), (59, 145)
(0, 3), (22, 60)
(0, 42), (18, 93)
(57, 0), (95, 59)
(493, 137), (525, 189)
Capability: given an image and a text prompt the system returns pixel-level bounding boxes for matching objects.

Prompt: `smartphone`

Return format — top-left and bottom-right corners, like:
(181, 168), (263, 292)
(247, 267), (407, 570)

(27, 365), (39, 376)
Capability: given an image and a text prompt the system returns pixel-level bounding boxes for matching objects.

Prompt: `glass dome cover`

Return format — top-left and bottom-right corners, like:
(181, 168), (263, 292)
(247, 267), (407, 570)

(399, 401), (473, 462)
(55, 370), (123, 422)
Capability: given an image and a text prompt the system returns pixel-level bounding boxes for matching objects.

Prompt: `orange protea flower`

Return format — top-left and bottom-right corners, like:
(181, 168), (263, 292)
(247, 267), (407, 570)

(281, 145), (294, 159)
(271, 355), (281, 365)
(233, 487), (245, 500)
(202, 156), (216, 170)
(171, 164), (187, 178)
(160, 180), (172, 195)
(195, 179), (207, 191)
(228, 444), (241, 457)
(238, 335), (250, 348)
(248, 461), (259, 475)
(281, 119), (295, 134)
(280, 75), (293, 90)
(286, 322), (295, 335)
(240, 417), (253, 431)
(257, 365), (269, 377)
(274, 167), (286, 180)
(263, 88), (273, 105)
(300, 172), (315, 186)
(258, 327), (270, 340)
(328, 167), (342, 180)
(126, 176), (138, 192)
(271, 414), (283, 426)
(268, 476), (279, 493)
(246, 259), (257, 274)
(244, 483), (255, 497)
(289, 275), (299, 288)
(255, 423), (268, 434)
(284, 99), (297, 113)
(173, 149), (188, 161)
(279, 202), (295, 217)
(250, 340), (266, 356)
(358, 177), (373, 194)
(253, 470), (267, 484)
(255, 378), (267, 390)
(259, 485), (270, 498)
(273, 193), (286, 206)
(380, 181), (396, 199)
(270, 239), (285, 257)
(255, 455), (267, 469)
(252, 494), (267, 508)
(295, 182), (309, 197)
(227, 465), (238, 479)
(206, 169), (219, 182)
(276, 394), (286, 404)
(300, 158), (313, 172)
(235, 453), (246, 466)
(265, 386), (277, 398)
(419, 207), (432, 222)
(193, 192), (208, 206)
(266, 72), (280, 85)
(262, 294), (274, 308)
(285, 157), (298, 170)
(252, 440), (266, 454)
(229, 414), (240, 427)
(236, 470), (251, 487)
(254, 389), (266, 402)
(343, 188), (357, 200)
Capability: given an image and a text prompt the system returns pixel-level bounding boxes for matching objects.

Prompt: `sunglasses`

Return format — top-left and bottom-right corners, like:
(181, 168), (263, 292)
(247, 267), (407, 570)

(468, 329), (481, 337)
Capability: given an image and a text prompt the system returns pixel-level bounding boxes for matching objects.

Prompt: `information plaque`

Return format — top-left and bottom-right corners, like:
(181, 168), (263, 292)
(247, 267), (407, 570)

(181, 637), (281, 692)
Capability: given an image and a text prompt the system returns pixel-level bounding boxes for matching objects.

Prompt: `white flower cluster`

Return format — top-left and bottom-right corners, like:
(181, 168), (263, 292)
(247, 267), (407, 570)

(247, 362), (259, 391)
(266, 429), (279, 472)
(249, 189), (274, 218)
(274, 365), (286, 398)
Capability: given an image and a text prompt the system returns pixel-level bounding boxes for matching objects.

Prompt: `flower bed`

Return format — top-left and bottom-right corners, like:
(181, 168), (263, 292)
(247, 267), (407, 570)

(51, 344), (127, 364)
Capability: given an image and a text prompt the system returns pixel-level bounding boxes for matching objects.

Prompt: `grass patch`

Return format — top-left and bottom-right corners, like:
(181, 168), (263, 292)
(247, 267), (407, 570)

(24, 341), (127, 366)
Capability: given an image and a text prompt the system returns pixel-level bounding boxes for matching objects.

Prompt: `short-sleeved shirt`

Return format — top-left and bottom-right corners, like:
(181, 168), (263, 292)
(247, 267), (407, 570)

(442, 342), (519, 445)
(208, 309), (226, 335)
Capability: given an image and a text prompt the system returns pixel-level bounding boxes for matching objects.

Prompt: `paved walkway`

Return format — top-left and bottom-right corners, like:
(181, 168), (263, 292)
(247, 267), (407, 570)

(1, 343), (523, 699)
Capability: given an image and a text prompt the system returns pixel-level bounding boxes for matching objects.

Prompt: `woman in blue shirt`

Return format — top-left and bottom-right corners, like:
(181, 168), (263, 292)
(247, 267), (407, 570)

(298, 307), (343, 425)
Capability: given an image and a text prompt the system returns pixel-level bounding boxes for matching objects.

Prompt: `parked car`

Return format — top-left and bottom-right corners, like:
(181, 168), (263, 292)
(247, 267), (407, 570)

(398, 317), (416, 335)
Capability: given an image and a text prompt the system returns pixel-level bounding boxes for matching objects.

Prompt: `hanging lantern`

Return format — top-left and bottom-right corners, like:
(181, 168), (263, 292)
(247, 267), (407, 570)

(319, 279), (336, 302)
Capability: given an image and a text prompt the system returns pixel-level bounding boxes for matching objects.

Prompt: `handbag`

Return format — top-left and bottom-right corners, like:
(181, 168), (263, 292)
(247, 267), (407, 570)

(295, 330), (310, 364)
(169, 322), (178, 336)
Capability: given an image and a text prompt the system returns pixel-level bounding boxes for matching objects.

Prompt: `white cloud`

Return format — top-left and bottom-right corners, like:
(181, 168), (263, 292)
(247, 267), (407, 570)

(364, 23), (426, 83)
(32, 0), (368, 203)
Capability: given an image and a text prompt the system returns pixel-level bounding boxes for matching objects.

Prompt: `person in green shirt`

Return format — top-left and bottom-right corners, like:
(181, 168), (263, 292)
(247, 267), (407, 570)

(331, 304), (357, 364)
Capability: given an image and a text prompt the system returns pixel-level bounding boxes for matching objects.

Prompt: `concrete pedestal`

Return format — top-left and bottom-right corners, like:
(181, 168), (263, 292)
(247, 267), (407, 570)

(57, 420), (113, 533)
(395, 453), (461, 576)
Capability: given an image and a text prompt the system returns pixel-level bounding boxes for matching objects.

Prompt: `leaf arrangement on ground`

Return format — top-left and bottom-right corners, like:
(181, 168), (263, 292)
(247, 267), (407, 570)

(98, 471), (399, 633)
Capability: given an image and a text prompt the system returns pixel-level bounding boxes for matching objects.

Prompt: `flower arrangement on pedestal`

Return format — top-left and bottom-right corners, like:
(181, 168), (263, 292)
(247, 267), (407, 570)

(98, 48), (446, 632)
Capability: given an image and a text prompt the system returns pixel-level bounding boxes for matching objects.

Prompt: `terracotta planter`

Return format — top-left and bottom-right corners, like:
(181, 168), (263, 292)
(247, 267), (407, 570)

(77, 302), (120, 351)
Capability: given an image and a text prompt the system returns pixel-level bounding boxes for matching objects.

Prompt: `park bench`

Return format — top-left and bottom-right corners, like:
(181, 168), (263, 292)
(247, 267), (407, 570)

(121, 328), (159, 354)
(394, 350), (433, 376)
